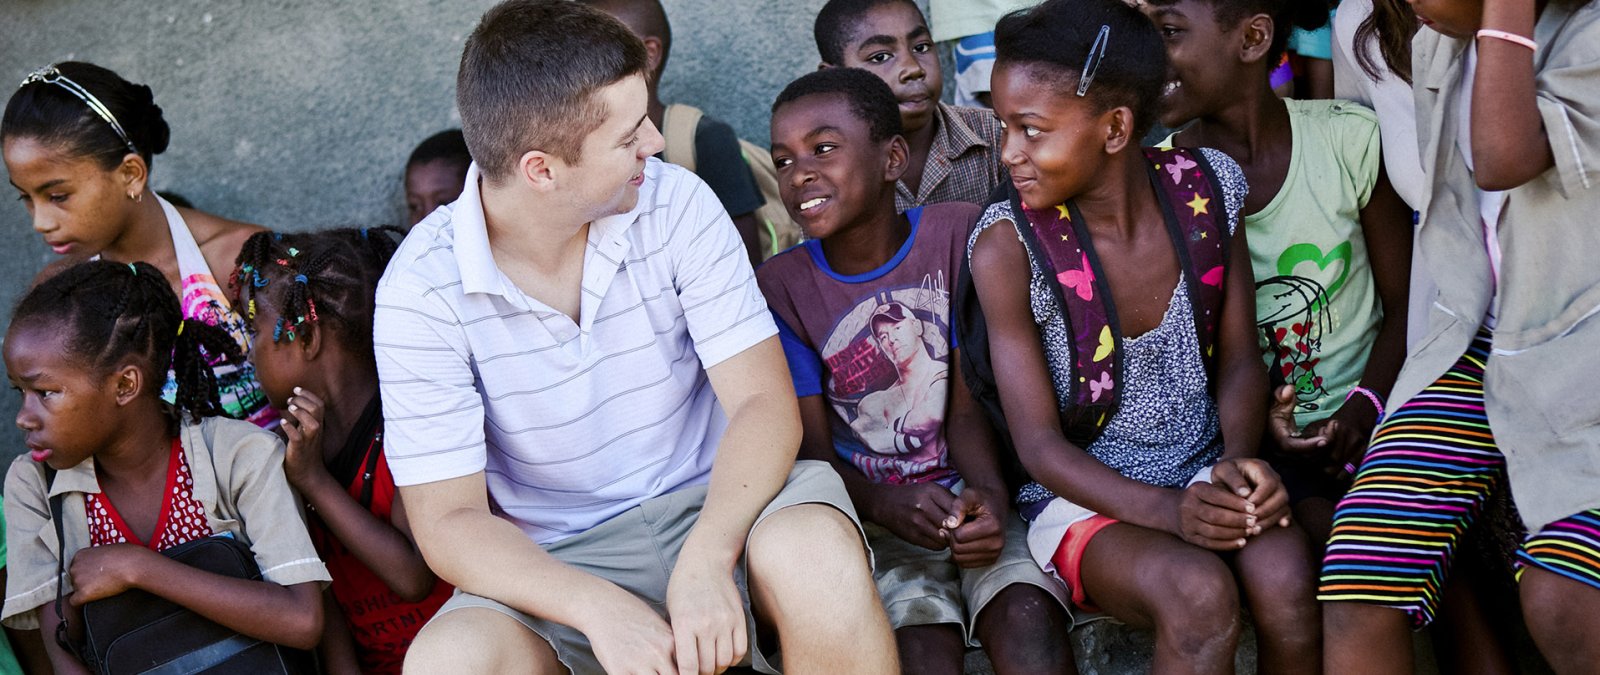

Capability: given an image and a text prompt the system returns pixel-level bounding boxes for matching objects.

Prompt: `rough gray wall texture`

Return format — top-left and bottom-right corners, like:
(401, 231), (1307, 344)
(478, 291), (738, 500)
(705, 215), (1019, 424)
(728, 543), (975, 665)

(0, 0), (933, 459)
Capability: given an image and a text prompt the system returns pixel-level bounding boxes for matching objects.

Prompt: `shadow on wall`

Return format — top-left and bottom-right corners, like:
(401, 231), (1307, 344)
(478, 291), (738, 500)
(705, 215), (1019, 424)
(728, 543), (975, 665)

(0, 0), (942, 461)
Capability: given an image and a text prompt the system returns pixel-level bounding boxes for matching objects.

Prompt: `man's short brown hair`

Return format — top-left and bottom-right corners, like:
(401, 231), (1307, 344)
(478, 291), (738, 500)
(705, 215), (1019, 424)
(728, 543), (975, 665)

(457, 0), (649, 181)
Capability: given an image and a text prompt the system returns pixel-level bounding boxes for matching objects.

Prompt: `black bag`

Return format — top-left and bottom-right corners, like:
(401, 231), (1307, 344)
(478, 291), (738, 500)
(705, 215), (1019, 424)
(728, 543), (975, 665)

(47, 471), (316, 675)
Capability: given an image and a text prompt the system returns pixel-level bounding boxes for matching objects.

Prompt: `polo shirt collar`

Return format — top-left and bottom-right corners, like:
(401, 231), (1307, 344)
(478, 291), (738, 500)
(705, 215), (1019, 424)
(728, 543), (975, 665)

(452, 163), (510, 299)
(452, 160), (652, 307)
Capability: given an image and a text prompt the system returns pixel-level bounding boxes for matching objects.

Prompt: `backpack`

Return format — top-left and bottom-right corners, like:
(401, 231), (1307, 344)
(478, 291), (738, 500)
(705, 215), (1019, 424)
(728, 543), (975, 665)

(662, 103), (803, 260)
(957, 147), (1231, 494)
(43, 463), (317, 675)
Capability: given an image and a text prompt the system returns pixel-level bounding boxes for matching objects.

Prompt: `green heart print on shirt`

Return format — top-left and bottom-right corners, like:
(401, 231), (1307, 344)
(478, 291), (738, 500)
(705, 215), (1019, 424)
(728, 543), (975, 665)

(1277, 241), (1351, 311)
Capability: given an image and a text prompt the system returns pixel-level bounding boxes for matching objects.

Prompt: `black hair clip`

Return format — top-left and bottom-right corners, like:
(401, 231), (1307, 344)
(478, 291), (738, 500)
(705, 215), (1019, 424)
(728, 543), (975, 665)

(1078, 25), (1111, 98)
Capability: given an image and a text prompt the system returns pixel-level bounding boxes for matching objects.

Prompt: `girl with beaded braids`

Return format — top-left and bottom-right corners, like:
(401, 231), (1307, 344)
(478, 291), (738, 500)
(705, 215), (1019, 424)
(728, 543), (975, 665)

(232, 227), (453, 675)
(1, 260), (330, 674)
(3, 61), (274, 428)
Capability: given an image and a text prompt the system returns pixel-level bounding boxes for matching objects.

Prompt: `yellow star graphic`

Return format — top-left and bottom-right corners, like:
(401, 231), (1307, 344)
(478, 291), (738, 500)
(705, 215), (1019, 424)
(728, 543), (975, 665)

(1187, 194), (1210, 217)
(1056, 204), (1072, 220)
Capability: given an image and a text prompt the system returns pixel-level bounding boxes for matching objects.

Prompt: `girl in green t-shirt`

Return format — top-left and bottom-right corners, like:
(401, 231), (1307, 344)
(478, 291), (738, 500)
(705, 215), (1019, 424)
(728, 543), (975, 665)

(1143, 0), (1415, 540)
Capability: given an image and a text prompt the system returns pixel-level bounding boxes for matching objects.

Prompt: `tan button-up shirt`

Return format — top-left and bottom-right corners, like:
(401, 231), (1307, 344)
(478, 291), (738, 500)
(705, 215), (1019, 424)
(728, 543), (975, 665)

(3, 418), (330, 630)
(1399, 3), (1600, 531)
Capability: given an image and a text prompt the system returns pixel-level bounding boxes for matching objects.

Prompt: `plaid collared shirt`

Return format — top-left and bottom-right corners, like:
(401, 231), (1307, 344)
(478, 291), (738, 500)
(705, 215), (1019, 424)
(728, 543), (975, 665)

(894, 102), (1008, 212)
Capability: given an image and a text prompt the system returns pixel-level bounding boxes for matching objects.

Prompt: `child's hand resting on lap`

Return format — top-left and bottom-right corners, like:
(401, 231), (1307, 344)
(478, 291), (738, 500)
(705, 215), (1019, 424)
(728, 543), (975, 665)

(1268, 385), (1373, 476)
(1176, 459), (1293, 551)
(866, 482), (959, 551)
(1176, 480), (1257, 551)
(1211, 458), (1293, 532)
(939, 486), (1009, 569)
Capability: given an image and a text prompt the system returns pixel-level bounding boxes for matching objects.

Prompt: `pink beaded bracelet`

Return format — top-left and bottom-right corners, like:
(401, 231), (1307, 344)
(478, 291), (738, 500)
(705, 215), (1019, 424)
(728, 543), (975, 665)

(1476, 29), (1538, 51)
(1345, 385), (1387, 425)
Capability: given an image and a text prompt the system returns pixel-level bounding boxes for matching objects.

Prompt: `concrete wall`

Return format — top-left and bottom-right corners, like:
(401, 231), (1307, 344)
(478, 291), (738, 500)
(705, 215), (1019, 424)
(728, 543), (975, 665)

(0, 0), (935, 461)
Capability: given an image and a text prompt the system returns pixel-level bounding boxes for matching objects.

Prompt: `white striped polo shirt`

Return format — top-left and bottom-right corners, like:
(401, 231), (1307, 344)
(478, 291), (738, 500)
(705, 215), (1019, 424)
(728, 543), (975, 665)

(375, 158), (776, 544)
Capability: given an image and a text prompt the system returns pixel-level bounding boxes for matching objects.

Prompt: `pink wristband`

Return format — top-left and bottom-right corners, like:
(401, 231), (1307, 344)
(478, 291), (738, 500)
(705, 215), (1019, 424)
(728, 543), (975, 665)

(1476, 29), (1537, 51)
(1345, 386), (1386, 425)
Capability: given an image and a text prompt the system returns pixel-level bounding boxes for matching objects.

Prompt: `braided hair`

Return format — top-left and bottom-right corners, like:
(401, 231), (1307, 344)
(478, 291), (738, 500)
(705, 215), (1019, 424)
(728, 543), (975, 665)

(230, 227), (403, 361)
(9, 260), (235, 427)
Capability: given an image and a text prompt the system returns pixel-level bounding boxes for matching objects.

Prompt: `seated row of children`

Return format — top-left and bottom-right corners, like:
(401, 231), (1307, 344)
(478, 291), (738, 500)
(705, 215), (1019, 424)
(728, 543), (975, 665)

(2, 0), (1597, 672)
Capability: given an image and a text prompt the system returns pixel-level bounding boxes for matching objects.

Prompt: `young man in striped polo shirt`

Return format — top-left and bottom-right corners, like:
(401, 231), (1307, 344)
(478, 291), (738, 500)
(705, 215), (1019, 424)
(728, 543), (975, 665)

(374, 2), (896, 673)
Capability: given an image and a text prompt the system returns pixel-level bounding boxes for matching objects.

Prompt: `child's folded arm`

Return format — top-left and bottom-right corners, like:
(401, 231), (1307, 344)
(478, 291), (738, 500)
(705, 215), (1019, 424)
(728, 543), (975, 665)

(39, 600), (90, 675)
(316, 593), (362, 675)
(66, 544), (325, 650)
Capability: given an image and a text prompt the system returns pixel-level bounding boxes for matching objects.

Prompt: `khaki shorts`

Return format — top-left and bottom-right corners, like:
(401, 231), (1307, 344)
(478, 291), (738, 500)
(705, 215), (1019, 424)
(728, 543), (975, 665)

(866, 485), (1072, 646)
(429, 460), (864, 675)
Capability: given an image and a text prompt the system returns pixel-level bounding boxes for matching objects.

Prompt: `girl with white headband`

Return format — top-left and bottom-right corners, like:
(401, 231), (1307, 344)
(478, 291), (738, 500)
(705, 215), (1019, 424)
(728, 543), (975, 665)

(3, 61), (275, 428)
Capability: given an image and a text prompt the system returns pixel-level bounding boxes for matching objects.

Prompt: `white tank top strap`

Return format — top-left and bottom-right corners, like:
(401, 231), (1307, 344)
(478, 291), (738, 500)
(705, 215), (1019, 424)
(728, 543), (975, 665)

(158, 194), (234, 314)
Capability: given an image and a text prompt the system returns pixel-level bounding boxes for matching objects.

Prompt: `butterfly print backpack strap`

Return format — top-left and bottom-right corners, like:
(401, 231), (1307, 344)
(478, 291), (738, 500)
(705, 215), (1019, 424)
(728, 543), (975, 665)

(1143, 147), (1230, 381)
(1010, 189), (1123, 446)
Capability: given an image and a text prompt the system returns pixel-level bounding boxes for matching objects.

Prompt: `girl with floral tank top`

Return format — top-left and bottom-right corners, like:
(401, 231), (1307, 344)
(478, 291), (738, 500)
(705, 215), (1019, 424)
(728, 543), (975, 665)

(3, 61), (275, 428)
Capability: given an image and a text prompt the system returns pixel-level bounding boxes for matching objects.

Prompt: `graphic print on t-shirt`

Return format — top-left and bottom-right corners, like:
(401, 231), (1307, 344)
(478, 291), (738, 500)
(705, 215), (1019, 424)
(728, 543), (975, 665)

(822, 272), (952, 484)
(1255, 239), (1351, 412)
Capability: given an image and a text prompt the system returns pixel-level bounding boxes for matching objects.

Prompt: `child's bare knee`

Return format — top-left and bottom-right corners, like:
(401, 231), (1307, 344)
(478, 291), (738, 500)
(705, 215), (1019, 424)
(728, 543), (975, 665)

(1149, 556), (1241, 655)
(1521, 569), (1600, 649)
(1163, 557), (1239, 622)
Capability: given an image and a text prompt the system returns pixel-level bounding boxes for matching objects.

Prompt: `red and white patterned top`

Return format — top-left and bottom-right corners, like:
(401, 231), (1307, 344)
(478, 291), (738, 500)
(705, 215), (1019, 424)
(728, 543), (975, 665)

(85, 438), (213, 550)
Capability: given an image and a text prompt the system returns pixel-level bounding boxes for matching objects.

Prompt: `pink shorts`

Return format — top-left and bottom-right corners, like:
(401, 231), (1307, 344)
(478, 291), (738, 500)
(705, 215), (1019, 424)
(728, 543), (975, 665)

(1049, 515), (1119, 610)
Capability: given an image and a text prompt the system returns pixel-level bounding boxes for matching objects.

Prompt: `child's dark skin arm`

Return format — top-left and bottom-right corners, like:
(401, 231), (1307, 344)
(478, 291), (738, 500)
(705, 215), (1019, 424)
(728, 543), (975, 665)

(1471, 0), (1554, 190)
(4, 626), (50, 675)
(65, 544), (323, 649)
(1270, 167), (1412, 472)
(732, 212), (765, 268)
(969, 221), (1256, 550)
(1, 570), (51, 675)
(797, 396), (956, 551)
(1204, 224), (1292, 532)
(40, 601), (91, 675)
(282, 390), (438, 601)
(316, 592), (362, 675)
(939, 350), (1011, 568)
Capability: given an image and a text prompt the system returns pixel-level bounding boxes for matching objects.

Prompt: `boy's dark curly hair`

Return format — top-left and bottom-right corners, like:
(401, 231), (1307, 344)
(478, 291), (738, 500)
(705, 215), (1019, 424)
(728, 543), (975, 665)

(773, 68), (904, 143)
(813, 0), (922, 65)
(996, 0), (1168, 139)
(230, 227), (403, 362)
(10, 260), (235, 428)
